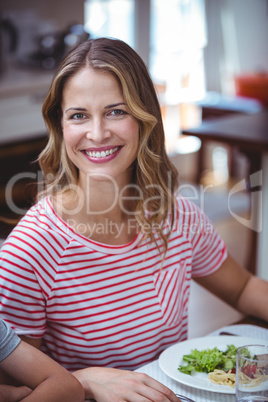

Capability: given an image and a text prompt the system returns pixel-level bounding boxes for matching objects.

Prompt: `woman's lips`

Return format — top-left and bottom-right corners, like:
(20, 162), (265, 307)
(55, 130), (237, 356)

(83, 146), (122, 163)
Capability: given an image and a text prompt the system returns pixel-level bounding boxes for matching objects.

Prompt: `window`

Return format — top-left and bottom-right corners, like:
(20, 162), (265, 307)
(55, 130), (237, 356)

(84, 0), (206, 152)
(84, 0), (134, 47)
(150, 0), (206, 152)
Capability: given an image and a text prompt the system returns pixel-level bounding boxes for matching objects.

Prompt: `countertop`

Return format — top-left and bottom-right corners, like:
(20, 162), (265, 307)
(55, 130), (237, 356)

(0, 64), (54, 98)
(0, 64), (54, 145)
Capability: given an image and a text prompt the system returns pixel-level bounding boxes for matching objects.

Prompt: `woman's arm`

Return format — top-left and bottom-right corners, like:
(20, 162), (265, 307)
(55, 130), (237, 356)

(0, 339), (85, 402)
(194, 253), (268, 322)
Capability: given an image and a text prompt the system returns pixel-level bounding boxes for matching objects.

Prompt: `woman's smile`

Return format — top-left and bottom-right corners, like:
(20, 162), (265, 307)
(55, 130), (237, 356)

(83, 145), (122, 162)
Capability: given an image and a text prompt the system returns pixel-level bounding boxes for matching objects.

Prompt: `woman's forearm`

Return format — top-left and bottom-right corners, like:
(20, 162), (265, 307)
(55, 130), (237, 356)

(236, 275), (268, 322)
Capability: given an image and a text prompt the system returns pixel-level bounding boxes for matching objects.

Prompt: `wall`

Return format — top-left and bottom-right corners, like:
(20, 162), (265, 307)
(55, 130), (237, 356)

(233, 0), (268, 73)
(204, 0), (268, 93)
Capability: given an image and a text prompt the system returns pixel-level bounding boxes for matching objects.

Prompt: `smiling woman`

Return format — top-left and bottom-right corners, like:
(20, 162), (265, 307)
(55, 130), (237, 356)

(0, 37), (268, 402)
(39, 38), (177, 248)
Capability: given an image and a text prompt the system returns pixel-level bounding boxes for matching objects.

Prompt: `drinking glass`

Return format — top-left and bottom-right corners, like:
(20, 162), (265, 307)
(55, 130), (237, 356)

(236, 344), (268, 402)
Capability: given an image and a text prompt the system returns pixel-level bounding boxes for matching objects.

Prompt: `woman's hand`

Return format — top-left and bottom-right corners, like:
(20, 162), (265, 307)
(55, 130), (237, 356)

(0, 385), (32, 402)
(73, 366), (180, 402)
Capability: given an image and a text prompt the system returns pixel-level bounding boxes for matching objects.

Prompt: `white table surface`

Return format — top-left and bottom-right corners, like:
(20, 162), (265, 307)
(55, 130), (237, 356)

(135, 324), (268, 402)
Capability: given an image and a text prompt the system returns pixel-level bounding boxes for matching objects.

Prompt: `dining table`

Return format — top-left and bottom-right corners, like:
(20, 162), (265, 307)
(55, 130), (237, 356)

(181, 109), (268, 281)
(136, 319), (268, 402)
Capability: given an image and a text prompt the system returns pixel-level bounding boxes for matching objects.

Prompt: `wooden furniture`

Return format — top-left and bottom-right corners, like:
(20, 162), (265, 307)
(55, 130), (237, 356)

(183, 109), (268, 151)
(239, 315), (268, 330)
(182, 109), (268, 280)
(195, 92), (263, 182)
(0, 137), (47, 208)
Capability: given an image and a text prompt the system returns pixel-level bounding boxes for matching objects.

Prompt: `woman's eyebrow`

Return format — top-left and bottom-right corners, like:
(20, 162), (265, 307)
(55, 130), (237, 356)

(64, 104), (126, 113)
(65, 107), (87, 113)
(105, 102), (126, 109)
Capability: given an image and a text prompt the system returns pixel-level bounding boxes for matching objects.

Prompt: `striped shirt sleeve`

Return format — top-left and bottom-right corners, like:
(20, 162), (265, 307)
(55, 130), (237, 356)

(0, 203), (64, 337)
(175, 197), (227, 277)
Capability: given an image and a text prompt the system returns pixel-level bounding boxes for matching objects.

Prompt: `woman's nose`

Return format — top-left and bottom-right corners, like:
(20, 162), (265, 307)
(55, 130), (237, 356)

(86, 118), (111, 143)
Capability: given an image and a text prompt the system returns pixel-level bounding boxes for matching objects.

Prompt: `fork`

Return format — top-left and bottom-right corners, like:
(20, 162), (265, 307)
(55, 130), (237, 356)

(176, 394), (195, 402)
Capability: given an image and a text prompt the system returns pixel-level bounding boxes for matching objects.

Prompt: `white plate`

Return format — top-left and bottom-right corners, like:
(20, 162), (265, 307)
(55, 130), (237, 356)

(159, 336), (268, 394)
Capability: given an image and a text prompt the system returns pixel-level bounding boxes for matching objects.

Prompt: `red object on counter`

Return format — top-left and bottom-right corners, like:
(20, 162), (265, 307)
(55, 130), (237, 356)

(234, 73), (268, 106)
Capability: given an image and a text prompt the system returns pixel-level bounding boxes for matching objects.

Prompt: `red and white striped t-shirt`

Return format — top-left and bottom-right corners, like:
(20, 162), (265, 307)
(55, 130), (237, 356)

(0, 196), (226, 371)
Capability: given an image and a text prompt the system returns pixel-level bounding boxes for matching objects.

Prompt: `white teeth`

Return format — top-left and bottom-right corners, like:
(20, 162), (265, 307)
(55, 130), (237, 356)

(86, 147), (119, 158)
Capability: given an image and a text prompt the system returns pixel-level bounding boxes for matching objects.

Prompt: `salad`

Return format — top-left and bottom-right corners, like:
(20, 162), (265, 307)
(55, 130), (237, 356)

(178, 344), (237, 375)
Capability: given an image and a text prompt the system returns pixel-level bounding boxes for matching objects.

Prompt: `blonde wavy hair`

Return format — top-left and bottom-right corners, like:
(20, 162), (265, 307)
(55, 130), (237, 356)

(39, 37), (179, 250)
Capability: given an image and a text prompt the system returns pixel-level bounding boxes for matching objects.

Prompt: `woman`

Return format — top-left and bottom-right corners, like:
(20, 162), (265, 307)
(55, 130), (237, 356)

(0, 38), (267, 402)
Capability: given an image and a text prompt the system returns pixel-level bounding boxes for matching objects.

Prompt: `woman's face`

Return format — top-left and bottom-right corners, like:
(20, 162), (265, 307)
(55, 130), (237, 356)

(61, 67), (139, 187)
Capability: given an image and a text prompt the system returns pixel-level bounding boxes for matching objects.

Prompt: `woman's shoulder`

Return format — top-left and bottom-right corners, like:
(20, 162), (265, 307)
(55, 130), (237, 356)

(172, 194), (213, 237)
(15, 197), (59, 234)
(0, 198), (68, 293)
(2, 197), (71, 253)
(174, 194), (205, 215)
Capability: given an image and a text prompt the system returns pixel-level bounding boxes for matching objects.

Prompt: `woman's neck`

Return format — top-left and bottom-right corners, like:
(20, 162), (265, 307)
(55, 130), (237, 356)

(81, 174), (136, 220)
(52, 178), (139, 245)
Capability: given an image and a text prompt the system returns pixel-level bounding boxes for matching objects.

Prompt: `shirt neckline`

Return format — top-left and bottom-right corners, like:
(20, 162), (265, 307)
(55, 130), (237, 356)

(45, 196), (144, 254)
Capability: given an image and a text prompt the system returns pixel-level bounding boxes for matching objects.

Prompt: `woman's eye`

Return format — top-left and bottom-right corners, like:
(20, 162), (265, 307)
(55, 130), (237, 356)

(71, 113), (86, 120)
(109, 109), (127, 116)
